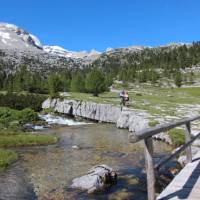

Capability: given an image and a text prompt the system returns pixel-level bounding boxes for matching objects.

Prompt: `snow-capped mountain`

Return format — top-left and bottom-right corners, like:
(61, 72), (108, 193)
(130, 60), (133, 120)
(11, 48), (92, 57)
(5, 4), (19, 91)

(0, 22), (191, 62)
(43, 45), (101, 62)
(0, 23), (78, 74)
(43, 46), (73, 57)
(0, 22), (193, 75)
(0, 23), (43, 51)
(0, 22), (101, 63)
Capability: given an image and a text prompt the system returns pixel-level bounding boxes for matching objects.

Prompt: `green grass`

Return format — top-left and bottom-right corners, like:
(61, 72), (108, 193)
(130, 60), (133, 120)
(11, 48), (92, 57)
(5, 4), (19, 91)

(0, 130), (58, 169)
(64, 92), (120, 105)
(148, 120), (160, 127)
(0, 134), (58, 148)
(61, 86), (200, 118)
(174, 87), (200, 97)
(168, 128), (185, 146)
(0, 149), (18, 169)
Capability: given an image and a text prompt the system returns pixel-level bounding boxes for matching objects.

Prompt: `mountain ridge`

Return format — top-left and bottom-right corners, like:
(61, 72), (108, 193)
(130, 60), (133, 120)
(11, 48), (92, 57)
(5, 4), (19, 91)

(0, 22), (191, 60)
(0, 22), (199, 77)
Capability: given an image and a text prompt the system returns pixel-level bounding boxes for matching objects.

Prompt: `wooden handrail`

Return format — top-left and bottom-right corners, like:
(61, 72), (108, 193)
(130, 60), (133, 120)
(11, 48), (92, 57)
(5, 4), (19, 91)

(128, 115), (200, 200)
(129, 116), (200, 143)
(155, 132), (200, 170)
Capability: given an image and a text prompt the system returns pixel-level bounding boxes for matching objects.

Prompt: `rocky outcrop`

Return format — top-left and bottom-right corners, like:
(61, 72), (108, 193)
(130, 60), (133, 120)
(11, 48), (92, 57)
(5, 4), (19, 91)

(43, 98), (181, 144)
(42, 98), (149, 133)
(117, 110), (148, 132)
(177, 145), (200, 166)
(71, 165), (117, 193)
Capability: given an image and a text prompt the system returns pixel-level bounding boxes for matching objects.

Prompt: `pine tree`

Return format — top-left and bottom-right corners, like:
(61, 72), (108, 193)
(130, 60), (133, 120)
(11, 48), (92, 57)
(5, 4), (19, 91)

(71, 72), (85, 92)
(174, 71), (182, 88)
(48, 74), (62, 97)
(85, 68), (107, 96)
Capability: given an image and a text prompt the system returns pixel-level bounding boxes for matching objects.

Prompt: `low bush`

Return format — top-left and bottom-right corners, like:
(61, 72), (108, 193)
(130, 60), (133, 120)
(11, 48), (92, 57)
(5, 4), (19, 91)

(168, 128), (185, 146)
(0, 107), (38, 127)
(0, 92), (47, 111)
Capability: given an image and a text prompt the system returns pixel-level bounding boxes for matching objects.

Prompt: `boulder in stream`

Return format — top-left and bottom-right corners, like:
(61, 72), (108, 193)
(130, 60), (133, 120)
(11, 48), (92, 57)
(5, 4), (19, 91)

(71, 165), (117, 193)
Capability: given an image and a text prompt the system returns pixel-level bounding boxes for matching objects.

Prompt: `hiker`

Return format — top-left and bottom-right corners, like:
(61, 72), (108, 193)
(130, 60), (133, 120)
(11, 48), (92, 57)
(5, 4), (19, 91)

(119, 89), (129, 106)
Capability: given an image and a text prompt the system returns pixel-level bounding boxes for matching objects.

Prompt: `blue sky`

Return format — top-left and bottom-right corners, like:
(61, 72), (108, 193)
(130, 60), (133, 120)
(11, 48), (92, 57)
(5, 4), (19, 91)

(0, 0), (200, 51)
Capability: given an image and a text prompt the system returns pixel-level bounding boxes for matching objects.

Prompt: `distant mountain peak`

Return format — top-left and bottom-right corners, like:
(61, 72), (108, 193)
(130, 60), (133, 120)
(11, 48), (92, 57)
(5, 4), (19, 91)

(43, 45), (101, 63)
(0, 22), (43, 50)
(0, 22), (195, 68)
(160, 42), (191, 48)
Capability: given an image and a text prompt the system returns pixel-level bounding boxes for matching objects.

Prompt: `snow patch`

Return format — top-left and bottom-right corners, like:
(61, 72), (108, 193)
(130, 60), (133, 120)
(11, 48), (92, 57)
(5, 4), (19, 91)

(2, 38), (7, 44)
(0, 23), (18, 31)
(0, 32), (10, 39)
(30, 34), (42, 48)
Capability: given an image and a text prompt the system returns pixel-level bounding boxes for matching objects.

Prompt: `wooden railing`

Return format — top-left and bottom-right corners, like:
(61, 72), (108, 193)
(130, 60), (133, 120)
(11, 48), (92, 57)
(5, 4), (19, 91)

(129, 116), (200, 200)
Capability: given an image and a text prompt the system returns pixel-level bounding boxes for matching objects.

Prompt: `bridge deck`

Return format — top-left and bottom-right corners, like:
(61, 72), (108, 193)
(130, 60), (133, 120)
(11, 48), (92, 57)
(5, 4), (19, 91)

(157, 152), (200, 200)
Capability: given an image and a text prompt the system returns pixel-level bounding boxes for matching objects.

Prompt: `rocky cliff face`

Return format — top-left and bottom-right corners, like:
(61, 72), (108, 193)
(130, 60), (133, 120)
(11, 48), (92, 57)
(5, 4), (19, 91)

(42, 98), (149, 132)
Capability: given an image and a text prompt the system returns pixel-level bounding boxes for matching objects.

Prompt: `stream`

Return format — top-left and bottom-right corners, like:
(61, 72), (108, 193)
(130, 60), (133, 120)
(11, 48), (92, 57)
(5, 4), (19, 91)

(0, 115), (173, 200)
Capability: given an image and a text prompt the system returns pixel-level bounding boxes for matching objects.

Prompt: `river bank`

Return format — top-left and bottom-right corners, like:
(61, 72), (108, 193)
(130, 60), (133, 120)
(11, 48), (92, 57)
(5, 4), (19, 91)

(0, 107), (58, 170)
(42, 98), (178, 145)
(42, 97), (200, 147)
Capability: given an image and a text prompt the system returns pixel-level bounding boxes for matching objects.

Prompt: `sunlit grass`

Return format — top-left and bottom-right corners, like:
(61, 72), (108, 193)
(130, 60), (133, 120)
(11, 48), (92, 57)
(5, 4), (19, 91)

(0, 149), (18, 169)
(61, 86), (200, 117)
(0, 133), (58, 148)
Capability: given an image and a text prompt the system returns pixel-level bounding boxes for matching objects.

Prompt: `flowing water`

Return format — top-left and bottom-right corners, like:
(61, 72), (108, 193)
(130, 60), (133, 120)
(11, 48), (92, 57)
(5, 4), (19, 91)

(0, 117), (172, 200)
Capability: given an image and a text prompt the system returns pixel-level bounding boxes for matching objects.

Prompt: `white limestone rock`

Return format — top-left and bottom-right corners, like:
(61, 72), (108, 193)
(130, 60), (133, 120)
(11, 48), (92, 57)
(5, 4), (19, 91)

(42, 98), (149, 133)
(128, 115), (148, 132)
(116, 111), (130, 129)
(71, 165), (117, 193)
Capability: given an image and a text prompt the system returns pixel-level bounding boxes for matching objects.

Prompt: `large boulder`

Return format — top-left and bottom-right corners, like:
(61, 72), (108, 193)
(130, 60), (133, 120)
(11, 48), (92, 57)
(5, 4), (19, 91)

(117, 111), (148, 132)
(71, 165), (117, 193)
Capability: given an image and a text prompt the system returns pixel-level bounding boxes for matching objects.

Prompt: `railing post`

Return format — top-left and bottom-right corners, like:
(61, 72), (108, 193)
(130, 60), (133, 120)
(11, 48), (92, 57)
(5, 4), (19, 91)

(185, 122), (192, 163)
(144, 137), (156, 200)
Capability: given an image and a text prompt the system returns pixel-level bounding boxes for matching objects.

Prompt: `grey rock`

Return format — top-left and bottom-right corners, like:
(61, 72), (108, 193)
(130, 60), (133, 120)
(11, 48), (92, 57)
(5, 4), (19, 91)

(177, 146), (200, 166)
(42, 98), (149, 133)
(71, 165), (117, 193)
(153, 132), (172, 144)
(116, 111), (148, 132)
(128, 115), (148, 132)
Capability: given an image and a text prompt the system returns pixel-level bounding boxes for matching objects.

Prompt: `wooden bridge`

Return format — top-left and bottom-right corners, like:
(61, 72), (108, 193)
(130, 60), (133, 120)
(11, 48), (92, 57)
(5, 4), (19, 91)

(129, 116), (200, 200)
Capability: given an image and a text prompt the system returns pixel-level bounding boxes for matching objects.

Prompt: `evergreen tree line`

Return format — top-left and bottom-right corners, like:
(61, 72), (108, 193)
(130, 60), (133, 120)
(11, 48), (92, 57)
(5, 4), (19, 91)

(0, 42), (200, 94)
(0, 66), (112, 97)
(93, 41), (200, 83)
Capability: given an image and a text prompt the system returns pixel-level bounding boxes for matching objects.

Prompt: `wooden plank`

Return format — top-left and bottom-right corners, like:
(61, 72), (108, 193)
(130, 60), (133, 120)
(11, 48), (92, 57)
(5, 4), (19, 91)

(157, 197), (200, 200)
(129, 115), (200, 143)
(170, 179), (200, 190)
(157, 152), (200, 200)
(185, 122), (192, 163)
(144, 137), (156, 200)
(157, 186), (200, 200)
(192, 151), (200, 161)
